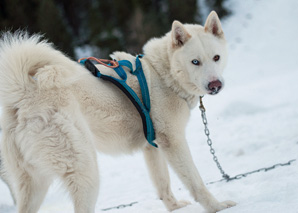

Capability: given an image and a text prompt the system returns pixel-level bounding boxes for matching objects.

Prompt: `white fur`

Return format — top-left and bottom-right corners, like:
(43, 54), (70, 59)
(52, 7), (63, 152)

(0, 11), (235, 213)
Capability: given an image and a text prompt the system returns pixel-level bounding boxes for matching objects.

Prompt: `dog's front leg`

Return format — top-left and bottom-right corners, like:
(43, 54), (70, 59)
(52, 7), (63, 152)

(143, 145), (190, 211)
(158, 133), (236, 212)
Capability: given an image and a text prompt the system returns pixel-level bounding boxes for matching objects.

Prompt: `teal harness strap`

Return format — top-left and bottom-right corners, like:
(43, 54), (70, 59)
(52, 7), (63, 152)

(132, 55), (151, 112)
(118, 55), (150, 111)
(80, 56), (157, 148)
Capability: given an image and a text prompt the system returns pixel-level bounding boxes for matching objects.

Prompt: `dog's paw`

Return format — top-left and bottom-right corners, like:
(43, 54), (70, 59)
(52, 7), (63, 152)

(215, 200), (237, 211)
(205, 200), (236, 213)
(168, 200), (191, 211)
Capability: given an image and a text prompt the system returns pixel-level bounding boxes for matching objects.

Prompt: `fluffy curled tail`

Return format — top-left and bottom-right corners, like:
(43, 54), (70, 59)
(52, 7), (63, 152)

(0, 31), (80, 107)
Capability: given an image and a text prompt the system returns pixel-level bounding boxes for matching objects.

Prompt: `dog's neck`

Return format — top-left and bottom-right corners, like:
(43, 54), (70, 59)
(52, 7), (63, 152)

(143, 35), (199, 109)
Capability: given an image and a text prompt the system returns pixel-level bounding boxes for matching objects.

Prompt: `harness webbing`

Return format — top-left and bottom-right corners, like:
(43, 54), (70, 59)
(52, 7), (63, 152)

(79, 55), (157, 148)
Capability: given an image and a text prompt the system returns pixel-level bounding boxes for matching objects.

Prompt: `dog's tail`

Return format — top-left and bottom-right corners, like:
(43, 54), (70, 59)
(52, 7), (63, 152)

(0, 31), (80, 107)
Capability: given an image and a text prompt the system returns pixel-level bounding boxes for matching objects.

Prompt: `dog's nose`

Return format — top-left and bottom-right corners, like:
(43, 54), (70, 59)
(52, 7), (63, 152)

(208, 80), (222, 95)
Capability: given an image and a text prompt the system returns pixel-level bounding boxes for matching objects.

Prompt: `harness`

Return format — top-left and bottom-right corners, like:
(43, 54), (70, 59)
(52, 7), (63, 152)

(78, 55), (157, 148)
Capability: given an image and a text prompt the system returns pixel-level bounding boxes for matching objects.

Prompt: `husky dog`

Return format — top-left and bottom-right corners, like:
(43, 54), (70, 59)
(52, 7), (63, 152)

(0, 11), (236, 212)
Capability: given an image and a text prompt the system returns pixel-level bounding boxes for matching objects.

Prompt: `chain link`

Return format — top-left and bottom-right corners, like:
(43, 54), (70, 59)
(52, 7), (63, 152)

(199, 96), (231, 180)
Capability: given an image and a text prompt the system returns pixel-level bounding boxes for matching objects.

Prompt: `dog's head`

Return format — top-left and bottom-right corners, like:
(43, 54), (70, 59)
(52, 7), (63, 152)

(169, 11), (227, 96)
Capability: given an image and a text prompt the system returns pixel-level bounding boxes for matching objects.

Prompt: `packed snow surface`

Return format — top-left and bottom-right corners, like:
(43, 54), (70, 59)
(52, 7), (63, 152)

(1, 0), (298, 212)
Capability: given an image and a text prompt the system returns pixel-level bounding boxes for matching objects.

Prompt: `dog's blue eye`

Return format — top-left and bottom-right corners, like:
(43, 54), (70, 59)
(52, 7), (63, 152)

(192, 59), (200, 65)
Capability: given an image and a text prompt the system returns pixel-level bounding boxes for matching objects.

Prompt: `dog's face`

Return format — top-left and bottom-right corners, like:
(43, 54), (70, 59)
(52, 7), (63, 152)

(169, 11), (227, 96)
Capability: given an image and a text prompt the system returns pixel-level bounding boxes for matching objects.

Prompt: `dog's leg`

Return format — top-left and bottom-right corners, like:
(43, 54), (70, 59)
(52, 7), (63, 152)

(44, 112), (99, 213)
(6, 108), (99, 213)
(0, 151), (16, 205)
(1, 111), (52, 213)
(36, 122), (99, 213)
(61, 158), (99, 213)
(1, 135), (51, 213)
(14, 168), (52, 213)
(158, 134), (236, 212)
(39, 114), (100, 213)
(143, 145), (190, 211)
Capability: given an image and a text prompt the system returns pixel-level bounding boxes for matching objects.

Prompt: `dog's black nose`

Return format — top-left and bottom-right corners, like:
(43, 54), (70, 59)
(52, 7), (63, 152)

(208, 80), (222, 95)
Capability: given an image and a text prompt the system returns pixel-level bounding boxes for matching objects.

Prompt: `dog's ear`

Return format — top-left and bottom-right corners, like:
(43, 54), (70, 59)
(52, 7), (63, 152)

(171, 21), (191, 47)
(204, 11), (224, 38)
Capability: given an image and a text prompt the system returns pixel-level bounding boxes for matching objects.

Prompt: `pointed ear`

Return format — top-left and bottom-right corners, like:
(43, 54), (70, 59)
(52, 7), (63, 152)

(171, 20), (191, 47)
(204, 11), (224, 38)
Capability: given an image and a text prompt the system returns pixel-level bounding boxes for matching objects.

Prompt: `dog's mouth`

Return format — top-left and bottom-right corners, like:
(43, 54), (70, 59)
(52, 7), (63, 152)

(208, 90), (220, 95)
(208, 87), (222, 95)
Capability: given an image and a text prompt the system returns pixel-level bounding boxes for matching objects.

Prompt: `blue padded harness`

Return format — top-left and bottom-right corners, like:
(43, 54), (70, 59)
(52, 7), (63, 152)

(79, 55), (157, 148)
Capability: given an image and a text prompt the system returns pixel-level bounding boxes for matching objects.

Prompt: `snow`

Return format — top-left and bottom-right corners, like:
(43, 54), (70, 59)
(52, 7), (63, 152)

(1, 0), (298, 212)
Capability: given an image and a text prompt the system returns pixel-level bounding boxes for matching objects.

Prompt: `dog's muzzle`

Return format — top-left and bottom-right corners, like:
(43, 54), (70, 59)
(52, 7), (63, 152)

(207, 80), (222, 95)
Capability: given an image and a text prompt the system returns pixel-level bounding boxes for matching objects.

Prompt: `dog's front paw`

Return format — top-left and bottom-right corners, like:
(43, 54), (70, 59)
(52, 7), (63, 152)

(167, 200), (191, 211)
(215, 200), (237, 212)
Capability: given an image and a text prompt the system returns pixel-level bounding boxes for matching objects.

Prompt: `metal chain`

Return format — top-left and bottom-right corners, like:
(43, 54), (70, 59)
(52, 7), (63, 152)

(102, 202), (138, 211)
(206, 159), (296, 185)
(227, 159), (296, 180)
(199, 96), (231, 180)
(199, 96), (297, 183)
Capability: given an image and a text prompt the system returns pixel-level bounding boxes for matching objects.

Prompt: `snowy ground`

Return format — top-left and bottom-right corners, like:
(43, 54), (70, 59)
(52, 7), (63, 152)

(1, 0), (298, 212)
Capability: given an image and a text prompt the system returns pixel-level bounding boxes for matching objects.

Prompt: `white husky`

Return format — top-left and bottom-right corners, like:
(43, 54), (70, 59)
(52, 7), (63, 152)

(0, 11), (236, 212)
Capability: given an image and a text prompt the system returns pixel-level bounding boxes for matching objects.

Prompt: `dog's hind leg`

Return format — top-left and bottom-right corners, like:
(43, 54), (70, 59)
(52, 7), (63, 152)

(6, 107), (99, 213)
(0, 151), (16, 205)
(31, 118), (99, 213)
(45, 111), (99, 213)
(1, 124), (52, 213)
(14, 167), (52, 213)
(60, 158), (99, 213)
(143, 145), (190, 211)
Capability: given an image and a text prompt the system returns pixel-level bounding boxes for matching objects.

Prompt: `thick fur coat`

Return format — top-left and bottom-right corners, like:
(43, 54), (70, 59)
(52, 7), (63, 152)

(0, 11), (235, 212)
